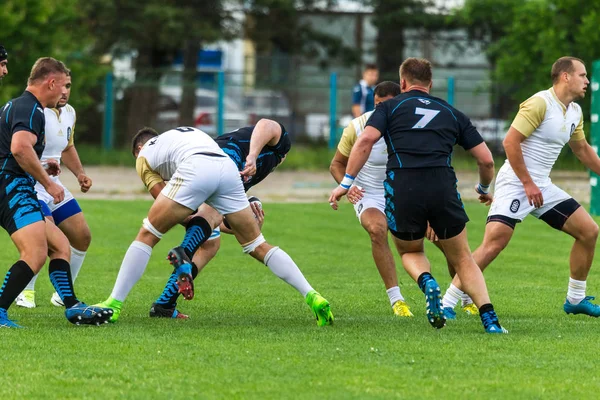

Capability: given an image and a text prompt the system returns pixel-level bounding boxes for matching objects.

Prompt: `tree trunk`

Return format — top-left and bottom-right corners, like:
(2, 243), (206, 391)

(179, 39), (201, 127)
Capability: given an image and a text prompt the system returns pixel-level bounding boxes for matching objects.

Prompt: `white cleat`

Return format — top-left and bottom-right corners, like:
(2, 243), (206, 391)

(50, 292), (64, 307)
(15, 290), (36, 308)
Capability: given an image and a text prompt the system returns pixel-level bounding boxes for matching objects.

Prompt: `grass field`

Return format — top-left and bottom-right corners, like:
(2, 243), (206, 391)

(1, 200), (600, 399)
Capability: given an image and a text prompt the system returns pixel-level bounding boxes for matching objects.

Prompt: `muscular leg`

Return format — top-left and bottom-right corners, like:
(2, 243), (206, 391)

(58, 212), (92, 283)
(191, 237), (220, 273)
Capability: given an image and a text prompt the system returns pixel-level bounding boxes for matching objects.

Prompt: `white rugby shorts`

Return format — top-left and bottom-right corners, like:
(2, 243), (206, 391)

(35, 176), (75, 212)
(353, 187), (385, 222)
(488, 169), (571, 221)
(162, 154), (249, 215)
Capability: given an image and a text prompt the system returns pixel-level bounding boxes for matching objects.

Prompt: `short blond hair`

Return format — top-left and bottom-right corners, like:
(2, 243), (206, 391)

(551, 56), (585, 83)
(27, 57), (70, 85)
(399, 58), (433, 85)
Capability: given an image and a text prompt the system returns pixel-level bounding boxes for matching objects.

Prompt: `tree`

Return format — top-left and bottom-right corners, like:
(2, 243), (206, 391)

(0, 0), (107, 138)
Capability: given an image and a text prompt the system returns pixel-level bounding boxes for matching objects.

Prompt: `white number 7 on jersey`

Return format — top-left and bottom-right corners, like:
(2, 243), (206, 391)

(413, 107), (440, 129)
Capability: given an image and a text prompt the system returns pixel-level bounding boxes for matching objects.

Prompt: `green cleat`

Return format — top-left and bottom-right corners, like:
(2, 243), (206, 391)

(305, 290), (333, 327)
(94, 297), (123, 323)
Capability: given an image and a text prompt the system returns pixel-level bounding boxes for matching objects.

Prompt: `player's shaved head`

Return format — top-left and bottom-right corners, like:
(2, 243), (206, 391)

(551, 56), (585, 83)
(132, 127), (159, 156)
(399, 58), (432, 86)
(28, 57), (70, 85)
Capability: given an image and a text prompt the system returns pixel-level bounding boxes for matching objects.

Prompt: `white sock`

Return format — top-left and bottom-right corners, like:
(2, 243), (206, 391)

(461, 292), (473, 307)
(442, 284), (463, 309)
(110, 241), (153, 302)
(567, 278), (586, 305)
(264, 247), (313, 297)
(386, 286), (404, 306)
(70, 246), (87, 283)
(24, 273), (38, 291)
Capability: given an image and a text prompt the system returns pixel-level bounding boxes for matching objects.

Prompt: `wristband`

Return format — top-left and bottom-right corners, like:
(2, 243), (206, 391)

(340, 173), (355, 190)
(476, 183), (490, 195)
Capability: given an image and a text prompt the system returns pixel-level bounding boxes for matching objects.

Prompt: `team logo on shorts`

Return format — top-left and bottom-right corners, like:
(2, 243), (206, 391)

(510, 199), (520, 213)
(357, 203), (363, 214)
(570, 123), (576, 136)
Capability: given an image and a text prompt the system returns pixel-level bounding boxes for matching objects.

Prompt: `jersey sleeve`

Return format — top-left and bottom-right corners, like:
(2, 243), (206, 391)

(337, 122), (357, 157)
(136, 156), (163, 191)
(12, 103), (44, 137)
(570, 113), (585, 142)
(511, 96), (546, 137)
(68, 107), (76, 147)
(365, 102), (388, 136)
(457, 113), (484, 150)
(352, 84), (362, 105)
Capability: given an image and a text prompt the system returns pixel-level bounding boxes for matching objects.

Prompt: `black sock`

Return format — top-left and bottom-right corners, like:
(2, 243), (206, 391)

(0, 260), (35, 310)
(479, 303), (494, 315)
(181, 217), (213, 258)
(417, 272), (434, 293)
(155, 262), (199, 307)
(48, 259), (78, 308)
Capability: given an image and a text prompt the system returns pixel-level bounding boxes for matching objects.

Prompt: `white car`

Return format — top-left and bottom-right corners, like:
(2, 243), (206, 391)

(156, 87), (249, 137)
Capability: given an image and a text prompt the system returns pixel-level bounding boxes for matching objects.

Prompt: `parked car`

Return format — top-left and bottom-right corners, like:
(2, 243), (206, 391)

(156, 87), (250, 137)
(242, 90), (292, 125)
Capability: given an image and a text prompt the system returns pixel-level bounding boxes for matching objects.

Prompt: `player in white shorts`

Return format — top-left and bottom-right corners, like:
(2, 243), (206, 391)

(96, 126), (334, 326)
(442, 56), (600, 318)
(330, 81), (415, 317)
(16, 72), (93, 309)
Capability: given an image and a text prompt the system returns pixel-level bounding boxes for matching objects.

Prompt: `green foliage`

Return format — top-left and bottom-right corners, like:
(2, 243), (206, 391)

(459, 0), (600, 117)
(2, 201), (600, 398)
(0, 0), (107, 111)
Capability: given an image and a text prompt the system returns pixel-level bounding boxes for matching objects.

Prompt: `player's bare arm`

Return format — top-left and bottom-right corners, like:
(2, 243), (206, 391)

(569, 138), (600, 175)
(503, 126), (543, 207)
(329, 150), (349, 184)
(62, 144), (92, 192)
(328, 126), (380, 209)
(468, 142), (495, 206)
(12, 130), (64, 203)
(241, 119), (282, 178)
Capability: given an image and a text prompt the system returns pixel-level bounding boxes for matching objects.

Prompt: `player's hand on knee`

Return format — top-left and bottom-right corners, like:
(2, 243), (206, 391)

(347, 185), (365, 205)
(47, 181), (65, 204)
(426, 223), (438, 242)
(43, 159), (61, 176)
(524, 181), (543, 207)
(77, 173), (92, 193)
(250, 201), (265, 228)
(241, 155), (257, 181)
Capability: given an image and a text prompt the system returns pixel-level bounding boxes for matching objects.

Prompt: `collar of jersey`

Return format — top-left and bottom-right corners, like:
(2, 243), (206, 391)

(549, 87), (568, 115)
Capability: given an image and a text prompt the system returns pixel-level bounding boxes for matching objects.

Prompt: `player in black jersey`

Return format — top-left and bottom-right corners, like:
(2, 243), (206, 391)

(149, 119), (292, 319)
(0, 57), (112, 328)
(329, 58), (507, 334)
(0, 45), (8, 81)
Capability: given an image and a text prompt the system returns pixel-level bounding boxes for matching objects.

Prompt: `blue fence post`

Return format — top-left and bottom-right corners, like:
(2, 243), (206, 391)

(447, 76), (455, 106)
(102, 71), (114, 150)
(329, 72), (338, 149)
(217, 70), (225, 136)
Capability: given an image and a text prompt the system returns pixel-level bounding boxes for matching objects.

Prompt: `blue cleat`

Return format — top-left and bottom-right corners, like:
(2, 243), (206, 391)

(564, 296), (600, 317)
(424, 279), (445, 329)
(443, 307), (457, 320)
(167, 247), (195, 300)
(480, 310), (508, 334)
(65, 302), (113, 326)
(0, 308), (21, 328)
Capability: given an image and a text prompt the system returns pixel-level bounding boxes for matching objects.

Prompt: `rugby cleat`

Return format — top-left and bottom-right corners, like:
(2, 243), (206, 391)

(50, 292), (64, 307)
(564, 296), (600, 317)
(392, 300), (414, 317)
(424, 279), (446, 329)
(0, 308), (22, 328)
(480, 310), (508, 334)
(167, 247), (195, 300)
(94, 297), (122, 323)
(65, 302), (113, 326)
(149, 302), (189, 319)
(305, 290), (334, 326)
(15, 290), (36, 308)
(443, 307), (457, 320)
(462, 303), (479, 315)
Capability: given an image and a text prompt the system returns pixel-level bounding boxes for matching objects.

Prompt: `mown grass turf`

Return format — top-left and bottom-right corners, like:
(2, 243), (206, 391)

(1, 200), (600, 399)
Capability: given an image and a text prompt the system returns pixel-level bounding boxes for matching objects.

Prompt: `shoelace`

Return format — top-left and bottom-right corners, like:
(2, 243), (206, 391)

(481, 311), (499, 328)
